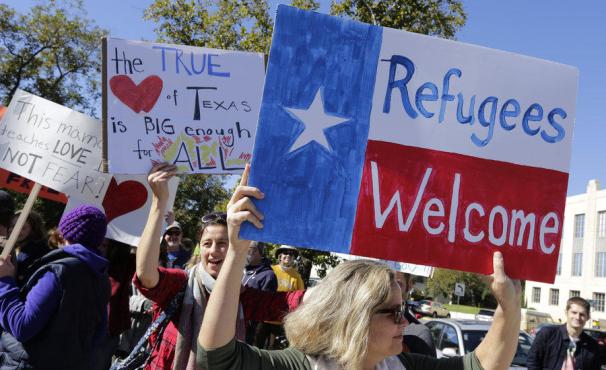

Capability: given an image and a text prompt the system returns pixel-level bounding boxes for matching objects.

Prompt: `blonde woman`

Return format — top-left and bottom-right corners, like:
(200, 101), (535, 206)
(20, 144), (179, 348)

(198, 167), (523, 370)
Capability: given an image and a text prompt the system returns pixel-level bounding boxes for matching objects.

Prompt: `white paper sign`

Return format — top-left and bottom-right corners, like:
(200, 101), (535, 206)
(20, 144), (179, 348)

(64, 175), (179, 247)
(104, 37), (265, 174)
(0, 89), (111, 203)
(333, 252), (433, 277)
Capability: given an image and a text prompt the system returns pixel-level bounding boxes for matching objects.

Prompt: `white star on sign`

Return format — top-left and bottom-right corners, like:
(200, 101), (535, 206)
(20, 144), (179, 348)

(284, 89), (350, 153)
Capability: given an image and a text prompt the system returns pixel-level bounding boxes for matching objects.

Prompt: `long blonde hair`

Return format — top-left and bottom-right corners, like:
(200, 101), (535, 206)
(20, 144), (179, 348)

(284, 260), (394, 370)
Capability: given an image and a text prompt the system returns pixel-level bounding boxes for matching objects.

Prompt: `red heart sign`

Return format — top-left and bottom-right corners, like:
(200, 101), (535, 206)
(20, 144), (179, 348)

(109, 75), (163, 113)
(102, 178), (148, 223)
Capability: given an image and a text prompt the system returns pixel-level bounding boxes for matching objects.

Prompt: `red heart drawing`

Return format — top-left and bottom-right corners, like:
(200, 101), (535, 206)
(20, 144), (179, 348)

(102, 178), (148, 223)
(109, 75), (163, 113)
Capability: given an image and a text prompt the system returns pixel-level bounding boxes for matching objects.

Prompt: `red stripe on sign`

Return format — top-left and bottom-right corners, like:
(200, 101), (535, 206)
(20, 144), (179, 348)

(351, 140), (568, 283)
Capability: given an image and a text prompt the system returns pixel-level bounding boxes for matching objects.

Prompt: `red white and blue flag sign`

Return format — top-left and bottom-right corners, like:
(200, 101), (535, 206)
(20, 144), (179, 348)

(241, 6), (578, 283)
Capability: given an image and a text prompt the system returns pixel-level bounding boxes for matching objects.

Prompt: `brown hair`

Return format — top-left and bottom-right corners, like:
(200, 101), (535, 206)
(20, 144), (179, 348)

(566, 296), (591, 315)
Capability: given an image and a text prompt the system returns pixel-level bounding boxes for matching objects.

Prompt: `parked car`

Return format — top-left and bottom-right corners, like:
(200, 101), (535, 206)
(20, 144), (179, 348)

(475, 308), (495, 321)
(520, 309), (554, 334)
(584, 329), (606, 367)
(418, 300), (450, 318)
(425, 319), (533, 369)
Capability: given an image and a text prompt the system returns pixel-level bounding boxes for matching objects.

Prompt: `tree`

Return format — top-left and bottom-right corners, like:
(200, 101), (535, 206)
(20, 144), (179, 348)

(330, 0), (466, 38)
(427, 268), (496, 308)
(172, 174), (229, 242)
(0, 0), (106, 115)
(0, 1), (104, 230)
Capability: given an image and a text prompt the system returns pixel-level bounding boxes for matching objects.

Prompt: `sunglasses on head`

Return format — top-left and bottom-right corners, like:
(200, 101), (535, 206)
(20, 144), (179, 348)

(201, 212), (227, 223)
(375, 305), (406, 325)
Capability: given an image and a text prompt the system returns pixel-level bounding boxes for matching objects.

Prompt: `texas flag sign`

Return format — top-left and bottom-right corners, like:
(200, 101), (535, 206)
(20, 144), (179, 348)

(241, 6), (578, 283)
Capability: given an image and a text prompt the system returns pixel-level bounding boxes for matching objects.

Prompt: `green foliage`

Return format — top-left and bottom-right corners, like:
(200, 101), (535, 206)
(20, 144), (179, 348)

(0, 0), (106, 115)
(427, 268), (496, 308)
(9, 191), (66, 232)
(0, 0), (103, 232)
(172, 174), (229, 242)
(145, 0), (320, 54)
(330, 0), (466, 37)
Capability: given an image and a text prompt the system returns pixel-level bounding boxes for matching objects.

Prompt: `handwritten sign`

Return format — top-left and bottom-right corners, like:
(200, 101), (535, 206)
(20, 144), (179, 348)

(0, 169), (67, 203)
(0, 105), (66, 203)
(241, 6), (578, 283)
(103, 37), (264, 174)
(64, 175), (179, 247)
(0, 90), (111, 204)
(333, 253), (433, 277)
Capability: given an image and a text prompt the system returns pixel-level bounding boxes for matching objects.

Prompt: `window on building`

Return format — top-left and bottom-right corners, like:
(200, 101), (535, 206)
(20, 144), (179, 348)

(570, 290), (580, 298)
(599, 211), (606, 238)
(574, 214), (585, 238)
(572, 253), (583, 276)
(556, 252), (563, 276)
(532, 287), (541, 304)
(550, 289), (559, 306)
(593, 293), (605, 312)
(596, 252), (606, 277)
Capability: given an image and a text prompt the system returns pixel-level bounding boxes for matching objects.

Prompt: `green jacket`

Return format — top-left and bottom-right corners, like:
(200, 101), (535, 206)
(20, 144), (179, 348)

(197, 338), (483, 370)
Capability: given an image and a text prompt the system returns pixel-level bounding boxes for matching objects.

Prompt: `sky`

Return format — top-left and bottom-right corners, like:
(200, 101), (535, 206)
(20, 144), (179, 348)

(4, 0), (605, 196)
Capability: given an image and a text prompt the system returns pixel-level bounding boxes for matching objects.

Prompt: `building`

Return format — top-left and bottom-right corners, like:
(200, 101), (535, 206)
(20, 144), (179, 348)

(524, 180), (606, 328)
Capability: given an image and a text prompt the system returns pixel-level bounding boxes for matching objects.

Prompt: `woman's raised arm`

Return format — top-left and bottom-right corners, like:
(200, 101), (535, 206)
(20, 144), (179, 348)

(199, 165), (264, 349)
(135, 163), (177, 288)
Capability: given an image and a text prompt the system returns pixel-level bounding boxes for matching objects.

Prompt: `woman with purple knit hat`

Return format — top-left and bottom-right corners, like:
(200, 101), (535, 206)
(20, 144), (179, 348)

(0, 205), (111, 370)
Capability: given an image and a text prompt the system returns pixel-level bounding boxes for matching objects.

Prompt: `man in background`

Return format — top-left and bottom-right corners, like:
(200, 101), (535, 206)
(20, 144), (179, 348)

(243, 242), (277, 344)
(394, 271), (436, 357)
(162, 221), (190, 269)
(528, 297), (600, 370)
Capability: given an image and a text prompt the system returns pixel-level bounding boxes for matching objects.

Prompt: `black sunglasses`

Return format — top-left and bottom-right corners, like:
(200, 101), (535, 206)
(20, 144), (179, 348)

(375, 305), (406, 325)
(201, 212), (227, 223)
(166, 229), (181, 236)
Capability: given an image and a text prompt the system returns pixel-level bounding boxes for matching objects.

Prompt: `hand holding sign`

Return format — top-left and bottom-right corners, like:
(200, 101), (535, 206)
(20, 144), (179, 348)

(227, 164), (265, 253)
(241, 6), (578, 283)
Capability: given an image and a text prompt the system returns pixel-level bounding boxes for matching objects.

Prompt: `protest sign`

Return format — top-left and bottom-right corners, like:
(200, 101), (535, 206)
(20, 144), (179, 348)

(0, 90), (111, 204)
(333, 252), (433, 277)
(102, 37), (264, 174)
(241, 6), (578, 283)
(64, 175), (179, 247)
(0, 105), (66, 203)
(0, 169), (67, 203)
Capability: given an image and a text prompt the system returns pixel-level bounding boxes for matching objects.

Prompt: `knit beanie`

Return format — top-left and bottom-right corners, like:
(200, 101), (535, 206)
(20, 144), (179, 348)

(59, 205), (107, 249)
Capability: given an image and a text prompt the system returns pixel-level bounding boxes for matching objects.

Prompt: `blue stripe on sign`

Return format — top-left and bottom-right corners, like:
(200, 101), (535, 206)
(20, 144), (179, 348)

(240, 5), (382, 253)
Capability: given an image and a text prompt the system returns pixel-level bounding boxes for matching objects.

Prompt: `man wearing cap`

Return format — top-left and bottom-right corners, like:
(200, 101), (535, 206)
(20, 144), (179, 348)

(0, 205), (110, 369)
(162, 220), (191, 269)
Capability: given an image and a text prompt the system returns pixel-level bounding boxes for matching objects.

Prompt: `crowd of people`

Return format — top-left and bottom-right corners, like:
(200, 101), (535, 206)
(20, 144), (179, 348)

(0, 163), (601, 370)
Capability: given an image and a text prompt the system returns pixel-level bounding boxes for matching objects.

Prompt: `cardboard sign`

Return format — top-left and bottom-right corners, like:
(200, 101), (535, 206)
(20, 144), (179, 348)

(102, 37), (264, 174)
(241, 6), (578, 283)
(0, 90), (111, 204)
(0, 169), (67, 203)
(64, 175), (179, 247)
(0, 105), (66, 203)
